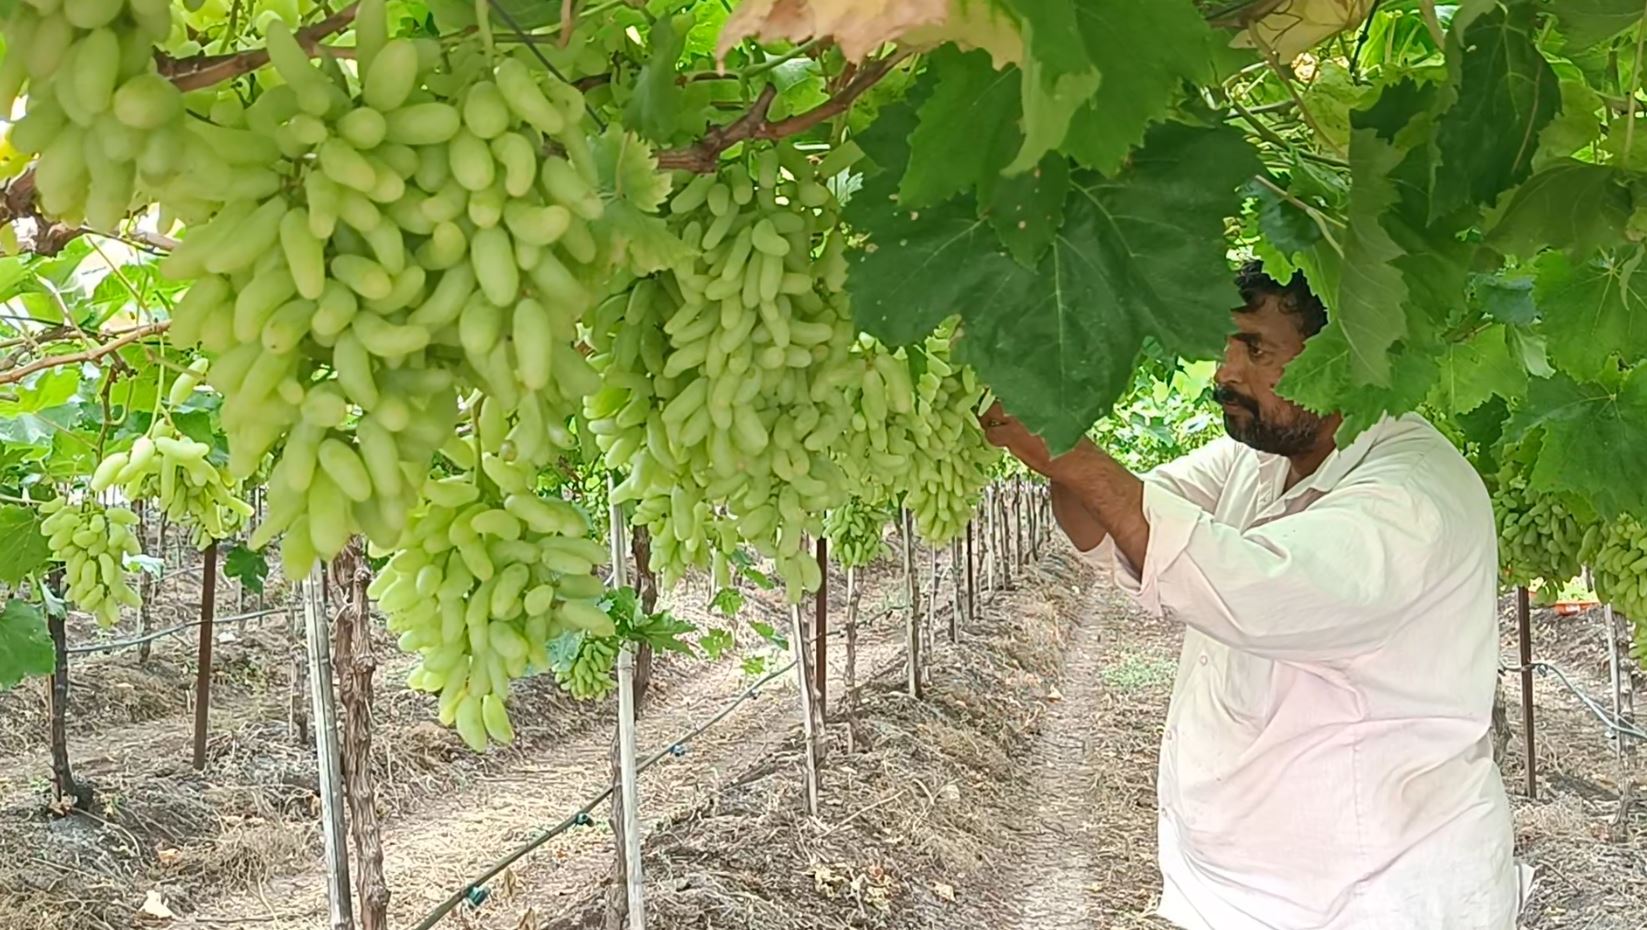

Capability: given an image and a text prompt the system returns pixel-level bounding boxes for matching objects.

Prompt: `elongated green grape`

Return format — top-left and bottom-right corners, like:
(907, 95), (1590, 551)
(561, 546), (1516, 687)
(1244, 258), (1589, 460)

(39, 497), (144, 628)
(155, 33), (617, 579)
(91, 421), (253, 549)
(836, 332), (999, 546)
(1587, 516), (1647, 669)
(584, 144), (856, 602)
(1491, 465), (1585, 588)
(553, 634), (619, 700)
(0, 1), (185, 230)
(824, 497), (891, 569)
(379, 453), (611, 752)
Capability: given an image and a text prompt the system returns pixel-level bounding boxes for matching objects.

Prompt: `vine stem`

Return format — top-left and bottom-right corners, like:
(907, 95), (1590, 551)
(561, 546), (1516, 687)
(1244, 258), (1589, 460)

(658, 50), (911, 173)
(1626, 0), (1647, 164)
(1251, 174), (1345, 256)
(0, 322), (171, 387)
(158, 2), (362, 90)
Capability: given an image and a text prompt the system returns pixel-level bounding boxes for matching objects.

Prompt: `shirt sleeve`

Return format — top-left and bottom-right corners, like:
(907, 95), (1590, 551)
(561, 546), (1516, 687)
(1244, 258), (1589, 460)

(1072, 440), (1234, 576)
(1129, 477), (1444, 663)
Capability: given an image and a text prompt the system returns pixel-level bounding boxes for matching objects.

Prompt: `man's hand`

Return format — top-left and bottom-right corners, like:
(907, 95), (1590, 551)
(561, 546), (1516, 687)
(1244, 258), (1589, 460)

(980, 402), (1056, 475)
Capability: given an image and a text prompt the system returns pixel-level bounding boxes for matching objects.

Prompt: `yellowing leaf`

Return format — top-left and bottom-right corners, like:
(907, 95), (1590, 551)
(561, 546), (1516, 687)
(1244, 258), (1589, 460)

(1224, 0), (1377, 61)
(719, 0), (1021, 64)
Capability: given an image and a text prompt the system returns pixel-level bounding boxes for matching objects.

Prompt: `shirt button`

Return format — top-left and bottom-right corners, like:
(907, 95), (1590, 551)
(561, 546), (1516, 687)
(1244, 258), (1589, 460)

(1199, 654), (1208, 666)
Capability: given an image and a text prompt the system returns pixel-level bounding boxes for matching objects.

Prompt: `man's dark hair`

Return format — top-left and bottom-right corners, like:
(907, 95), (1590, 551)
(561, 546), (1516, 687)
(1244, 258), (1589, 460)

(1235, 260), (1327, 338)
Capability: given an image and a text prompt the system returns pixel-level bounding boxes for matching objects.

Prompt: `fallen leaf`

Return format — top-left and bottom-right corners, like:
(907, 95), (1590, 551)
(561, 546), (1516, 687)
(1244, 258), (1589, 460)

(1047, 685), (1063, 702)
(933, 880), (956, 901)
(156, 848), (182, 867)
(139, 889), (175, 920)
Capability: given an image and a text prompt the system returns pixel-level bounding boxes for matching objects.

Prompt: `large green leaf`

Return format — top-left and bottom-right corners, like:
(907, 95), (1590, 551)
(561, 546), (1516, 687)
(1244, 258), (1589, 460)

(0, 504), (50, 586)
(1060, 0), (1216, 175)
(0, 599), (53, 691)
(1548, 0), (1644, 48)
(1002, 0), (1099, 172)
(855, 124), (1256, 450)
(1535, 248), (1647, 379)
(987, 154), (1071, 266)
(899, 48), (1022, 208)
(624, 11), (691, 143)
(1333, 128), (1410, 385)
(1507, 370), (1647, 518)
(1486, 161), (1630, 258)
(1278, 303), (1441, 445)
(1430, 324), (1528, 415)
(1431, 3), (1560, 218)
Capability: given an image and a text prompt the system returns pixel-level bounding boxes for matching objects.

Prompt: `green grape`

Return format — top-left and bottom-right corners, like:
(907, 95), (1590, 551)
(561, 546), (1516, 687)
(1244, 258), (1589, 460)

(836, 332), (999, 546)
(90, 420), (253, 549)
(585, 143), (856, 602)
(152, 18), (610, 579)
(824, 497), (891, 569)
(554, 634), (619, 700)
(1588, 515), (1647, 668)
(376, 453), (611, 752)
(1490, 466), (1585, 588)
(0, 0), (185, 230)
(39, 497), (144, 629)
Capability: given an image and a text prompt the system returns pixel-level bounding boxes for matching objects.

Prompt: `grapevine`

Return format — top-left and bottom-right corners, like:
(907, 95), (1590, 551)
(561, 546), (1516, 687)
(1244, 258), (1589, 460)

(38, 497), (144, 629)
(586, 143), (855, 602)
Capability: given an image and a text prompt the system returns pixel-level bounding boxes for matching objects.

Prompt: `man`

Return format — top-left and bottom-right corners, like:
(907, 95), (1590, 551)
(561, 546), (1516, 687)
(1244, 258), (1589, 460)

(981, 262), (1525, 930)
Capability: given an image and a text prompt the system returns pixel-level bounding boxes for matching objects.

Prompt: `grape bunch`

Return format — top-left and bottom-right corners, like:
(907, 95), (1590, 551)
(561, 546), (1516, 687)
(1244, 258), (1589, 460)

(824, 497), (891, 569)
(1587, 516), (1647, 666)
(553, 634), (619, 700)
(39, 498), (143, 628)
(156, 11), (619, 577)
(585, 144), (856, 601)
(1491, 467), (1586, 588)
(836, 333), (999, 546)
(375, 452), (611, 752)
(0, 0), (185, 230)
(90, 423), (253, 549)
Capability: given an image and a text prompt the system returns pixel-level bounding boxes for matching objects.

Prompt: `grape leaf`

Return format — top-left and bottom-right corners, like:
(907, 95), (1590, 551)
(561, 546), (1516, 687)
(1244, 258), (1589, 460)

(1430, 324), (1528, 415)
(0, 599), (53, 691)
(1334, 128), (1410, 385)
(625, 11), (691, 143)
(592, 129), (686, 274)
(1507, 370), (1647, 518)
(1534, 80), (1606, 168)
(1475, 272), (1538, 324)
(222, 545), (269, 595)
(1246, 176), (1323, 255)
(1431, 3), (1560, 218)
(718, 0), (952, 61)
(900, 48), (1023, 207)
(1000, 0), (1098, 172)
(0, 368), (80, 417)
(1534, 248), (1647, 379)
(1485, 161), (1630, 259)
(1548, 0), (1644, 49)
(0, 505), (49, 586)
(986, 154), (1070, 266)
(1278, 303), (1441, 445)
(1060, 0), (1216, 175)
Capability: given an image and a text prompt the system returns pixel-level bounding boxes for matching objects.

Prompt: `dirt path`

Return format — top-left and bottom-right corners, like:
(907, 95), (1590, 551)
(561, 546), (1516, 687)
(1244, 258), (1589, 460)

(180, 615), (914, 929)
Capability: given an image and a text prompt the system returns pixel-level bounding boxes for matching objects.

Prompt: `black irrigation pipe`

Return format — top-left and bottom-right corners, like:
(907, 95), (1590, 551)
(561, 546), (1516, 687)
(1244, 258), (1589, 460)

(65, 605), (291, 656)
(1500, 659), (1647, 743)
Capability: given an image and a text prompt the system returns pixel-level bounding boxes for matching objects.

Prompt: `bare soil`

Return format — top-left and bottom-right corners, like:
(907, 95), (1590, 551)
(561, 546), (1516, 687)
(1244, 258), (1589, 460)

(4, 529), (1644, 930)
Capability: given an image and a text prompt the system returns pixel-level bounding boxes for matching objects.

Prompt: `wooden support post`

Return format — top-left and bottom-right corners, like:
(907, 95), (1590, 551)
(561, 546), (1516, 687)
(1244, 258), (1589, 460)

(947, 539), (960, 642)
(607, 483), (645, 930)
(902, 507), (921, 700)
(191, 540), (219, 770)
(965, 520), (976, 624)
(303, 566), (353, 930)
(814, 536), (828, 718)
(44, 570), (88, 810)
(1516, 586), (1536, 799)
(332, 544), (389, 930)
(844, 566), (860, 753)
(792, 604), (822, 817)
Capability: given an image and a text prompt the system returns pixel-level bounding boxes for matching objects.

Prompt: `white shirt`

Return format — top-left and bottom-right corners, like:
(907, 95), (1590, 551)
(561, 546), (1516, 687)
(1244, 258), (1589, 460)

(1085, 414), (1524, 930)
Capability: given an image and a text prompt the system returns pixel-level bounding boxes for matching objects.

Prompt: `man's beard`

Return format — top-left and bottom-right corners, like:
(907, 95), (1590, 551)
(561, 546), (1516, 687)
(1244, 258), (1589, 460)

(1213, 386), (1325, 456)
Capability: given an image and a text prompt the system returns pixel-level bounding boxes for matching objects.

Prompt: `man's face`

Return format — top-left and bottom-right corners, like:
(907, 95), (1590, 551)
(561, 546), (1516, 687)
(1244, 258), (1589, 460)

(1212, 298), (1330, 456)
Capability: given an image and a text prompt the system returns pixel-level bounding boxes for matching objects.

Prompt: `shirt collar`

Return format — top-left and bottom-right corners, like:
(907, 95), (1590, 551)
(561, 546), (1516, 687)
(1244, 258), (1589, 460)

(1256, 414), (1406, 503)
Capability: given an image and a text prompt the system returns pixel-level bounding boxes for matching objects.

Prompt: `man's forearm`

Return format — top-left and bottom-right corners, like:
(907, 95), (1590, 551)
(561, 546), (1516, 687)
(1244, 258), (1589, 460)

(1046, 442), (1149, 568)
(1050, 481), (1108, 551)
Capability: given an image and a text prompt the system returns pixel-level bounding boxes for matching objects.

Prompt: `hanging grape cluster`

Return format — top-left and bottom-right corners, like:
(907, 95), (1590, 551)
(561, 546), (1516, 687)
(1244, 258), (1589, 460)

(1587, 516), (1647, 666)
(1491, 465), (1587, 588)
(40, 498), (144, 628)
(585, 144), (856, 601)
(836, 333), (999, 546)
(554, 635), (619, 700)
(824, 496), (891, 569)
(0, 0), (184, 230)
(90, 420), (252, 549)
(374, 451), (611, 752)
(154, 17), (614, 579)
